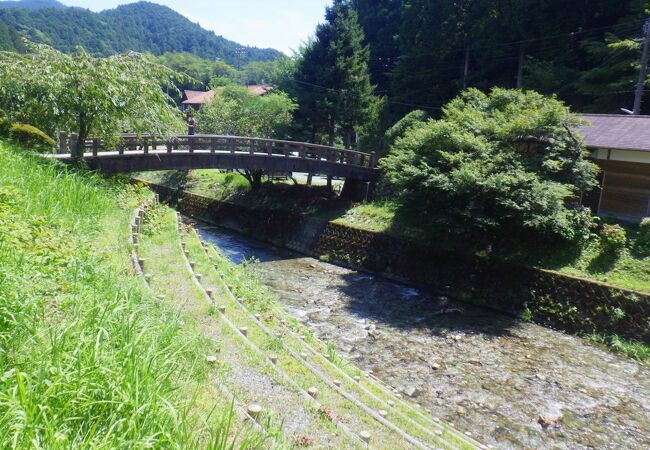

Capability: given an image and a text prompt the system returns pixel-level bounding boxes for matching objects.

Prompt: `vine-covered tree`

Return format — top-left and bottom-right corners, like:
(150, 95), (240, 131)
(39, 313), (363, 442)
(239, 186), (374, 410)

(380, 88), (599, 244)
(0, 44), (184, 158)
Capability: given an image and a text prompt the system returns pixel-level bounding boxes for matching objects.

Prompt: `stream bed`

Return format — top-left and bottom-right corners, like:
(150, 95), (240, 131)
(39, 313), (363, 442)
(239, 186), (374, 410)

(194, 222), (650, 450)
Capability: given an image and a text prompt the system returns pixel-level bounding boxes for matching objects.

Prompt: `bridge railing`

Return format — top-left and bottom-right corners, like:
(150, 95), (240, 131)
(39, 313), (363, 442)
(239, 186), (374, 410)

(59, 132), (377, 169)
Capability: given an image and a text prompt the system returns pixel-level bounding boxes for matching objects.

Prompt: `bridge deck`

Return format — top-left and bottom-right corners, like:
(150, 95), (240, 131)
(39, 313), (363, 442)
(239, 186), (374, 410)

(51, 146), (379, 181)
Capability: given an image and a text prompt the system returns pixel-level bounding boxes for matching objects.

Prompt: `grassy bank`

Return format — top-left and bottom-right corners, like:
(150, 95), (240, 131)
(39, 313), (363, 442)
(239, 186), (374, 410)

(135, 204), (477, 448)
(135, 169), (650, 293)
(0, 142), (246, 447)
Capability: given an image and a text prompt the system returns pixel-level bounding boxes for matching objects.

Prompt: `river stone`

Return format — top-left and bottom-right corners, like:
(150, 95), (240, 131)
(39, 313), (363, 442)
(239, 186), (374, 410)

(402, 384), (420, 397)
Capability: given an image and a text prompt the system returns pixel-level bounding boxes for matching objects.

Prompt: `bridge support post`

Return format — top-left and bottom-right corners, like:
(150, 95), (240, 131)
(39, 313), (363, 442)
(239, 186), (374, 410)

(70, 133), (80, 159)
(58, 132), (68, 154)
(341, 178), (371, 202)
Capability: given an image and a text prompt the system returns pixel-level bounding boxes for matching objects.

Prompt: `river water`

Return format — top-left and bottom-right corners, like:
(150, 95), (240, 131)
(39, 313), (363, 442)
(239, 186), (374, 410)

(194, 222), (650, 450)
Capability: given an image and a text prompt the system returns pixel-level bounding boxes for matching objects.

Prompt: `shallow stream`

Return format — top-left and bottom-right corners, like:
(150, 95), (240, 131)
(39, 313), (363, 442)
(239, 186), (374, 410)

(194, 222), (650, 449)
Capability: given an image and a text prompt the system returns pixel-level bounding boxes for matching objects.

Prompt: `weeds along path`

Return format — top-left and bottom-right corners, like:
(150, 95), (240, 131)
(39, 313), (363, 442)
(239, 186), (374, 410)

(177, 215), (481, 450)
(137, 206), (364, 449)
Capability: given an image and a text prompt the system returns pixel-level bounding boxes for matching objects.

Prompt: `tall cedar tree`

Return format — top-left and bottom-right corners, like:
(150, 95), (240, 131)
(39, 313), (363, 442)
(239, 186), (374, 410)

(293, 0), (379, 148)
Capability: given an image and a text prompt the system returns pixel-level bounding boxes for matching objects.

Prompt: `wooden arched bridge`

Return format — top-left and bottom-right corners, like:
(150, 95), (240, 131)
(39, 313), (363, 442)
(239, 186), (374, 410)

(53, 133), (379, 183)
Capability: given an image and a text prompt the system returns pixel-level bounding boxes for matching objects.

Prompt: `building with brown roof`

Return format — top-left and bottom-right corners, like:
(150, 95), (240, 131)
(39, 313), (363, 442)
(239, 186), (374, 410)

(181, 85), (273, 111)
(181, 90), (216, 111)
(580, 114), (650, 220)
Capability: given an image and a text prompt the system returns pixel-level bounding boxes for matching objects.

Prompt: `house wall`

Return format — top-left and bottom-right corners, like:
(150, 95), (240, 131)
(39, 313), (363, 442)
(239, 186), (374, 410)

(590, 148), (650, 220)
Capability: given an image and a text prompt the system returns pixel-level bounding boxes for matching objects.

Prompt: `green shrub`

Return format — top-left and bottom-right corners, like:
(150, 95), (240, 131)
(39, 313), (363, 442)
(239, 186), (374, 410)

(600, 224), (627, 254)
(567, 206), (600, 243)
(0, 109), (10, 137)
(9, 123), (55, 151)
(634, 217), (650, 255)
(379, 88), (599, 246)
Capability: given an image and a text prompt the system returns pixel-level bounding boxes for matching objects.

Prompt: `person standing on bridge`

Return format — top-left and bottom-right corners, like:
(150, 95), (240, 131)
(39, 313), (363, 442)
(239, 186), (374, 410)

(186, 112), (196, 136)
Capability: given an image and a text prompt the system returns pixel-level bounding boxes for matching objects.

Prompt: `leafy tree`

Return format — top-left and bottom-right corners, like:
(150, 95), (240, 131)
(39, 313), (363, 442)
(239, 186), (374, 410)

(158, 52), (241, 88)
(196, 85), (296, 138)
(384, 109), (430, 149)
(0, 44), (184, 158)
(241, 59), (287, 85)
(380, 88), (599, 245)
(195, 85), (296, 190)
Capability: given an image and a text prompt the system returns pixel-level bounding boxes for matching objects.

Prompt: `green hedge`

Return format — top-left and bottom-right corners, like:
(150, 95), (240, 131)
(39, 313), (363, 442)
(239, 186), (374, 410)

(9, 123), (55, 151)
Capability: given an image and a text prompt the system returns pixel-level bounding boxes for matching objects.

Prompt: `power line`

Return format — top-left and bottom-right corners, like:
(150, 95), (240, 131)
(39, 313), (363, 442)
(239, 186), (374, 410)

(366, 20), (644, 62)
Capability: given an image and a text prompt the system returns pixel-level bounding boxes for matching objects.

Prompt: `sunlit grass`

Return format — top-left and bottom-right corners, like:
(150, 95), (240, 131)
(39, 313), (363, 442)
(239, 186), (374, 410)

(0, 141), (246, 448)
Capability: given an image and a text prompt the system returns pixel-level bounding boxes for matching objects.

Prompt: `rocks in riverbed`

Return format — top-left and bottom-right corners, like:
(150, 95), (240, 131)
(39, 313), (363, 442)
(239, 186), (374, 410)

(538, 414), (561, 429)
(401, 384), (421, 397)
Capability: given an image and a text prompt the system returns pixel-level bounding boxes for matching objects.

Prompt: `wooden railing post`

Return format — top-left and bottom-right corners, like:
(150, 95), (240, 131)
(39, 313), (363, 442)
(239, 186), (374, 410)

(92, 138), (98, 156)
(188, 135), (195, 153)
(229, 138), (235, 154)
(211, 137), (217, 153)
(143, 136), (149, 154)
(370, 151), (377, 168)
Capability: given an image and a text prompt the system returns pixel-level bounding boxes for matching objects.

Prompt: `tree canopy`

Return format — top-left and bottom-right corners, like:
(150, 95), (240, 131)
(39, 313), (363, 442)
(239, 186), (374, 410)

(341, 0), (650, 121)
(380, 88), (599, 244)
(195, 85), (296, 138)
(0, 44), (184, 158)
(195, 85), (296, 190)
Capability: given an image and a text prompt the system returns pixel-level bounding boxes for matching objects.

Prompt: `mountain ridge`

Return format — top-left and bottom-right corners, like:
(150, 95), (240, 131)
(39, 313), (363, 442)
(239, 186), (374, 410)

(0, 0), (65, 10)
(0, 1), (281, 67)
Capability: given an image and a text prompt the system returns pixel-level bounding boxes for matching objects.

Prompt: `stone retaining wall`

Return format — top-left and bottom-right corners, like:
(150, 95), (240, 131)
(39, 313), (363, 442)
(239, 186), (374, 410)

(145, 181), (650, 343)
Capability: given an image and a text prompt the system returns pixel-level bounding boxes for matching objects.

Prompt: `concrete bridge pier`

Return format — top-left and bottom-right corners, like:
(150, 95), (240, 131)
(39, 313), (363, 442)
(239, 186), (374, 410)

(341, 178), (373, 202)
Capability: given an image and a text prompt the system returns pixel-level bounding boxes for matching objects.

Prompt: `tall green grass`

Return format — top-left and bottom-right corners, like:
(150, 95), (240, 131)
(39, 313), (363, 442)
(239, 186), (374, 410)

(0, 141), (245, 448)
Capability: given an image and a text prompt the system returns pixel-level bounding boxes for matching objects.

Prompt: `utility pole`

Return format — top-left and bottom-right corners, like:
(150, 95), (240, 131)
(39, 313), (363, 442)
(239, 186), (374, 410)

(516, 41), (525, 89)
(462, 46), (470, 90)
(633, 18), (650, 115)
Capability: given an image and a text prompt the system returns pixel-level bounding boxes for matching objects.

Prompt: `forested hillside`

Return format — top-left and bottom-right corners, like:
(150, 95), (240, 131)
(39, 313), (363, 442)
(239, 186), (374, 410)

(350, 0), (650, 116)
(0, 20), (25, 51)
(0, 0), (64, 9)
(0, 1), (282, 67)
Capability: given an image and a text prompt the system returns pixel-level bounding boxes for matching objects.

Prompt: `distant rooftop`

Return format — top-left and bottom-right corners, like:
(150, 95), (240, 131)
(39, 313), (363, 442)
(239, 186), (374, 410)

(580, 114), (650, 152)
(182, 85), (273, 105)
(181, 90), (216, 105)
(246, 84), (273, 96)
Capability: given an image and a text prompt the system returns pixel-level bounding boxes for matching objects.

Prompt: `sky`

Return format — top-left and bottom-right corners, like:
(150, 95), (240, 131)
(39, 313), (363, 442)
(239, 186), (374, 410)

(59, 0), (332, 54)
